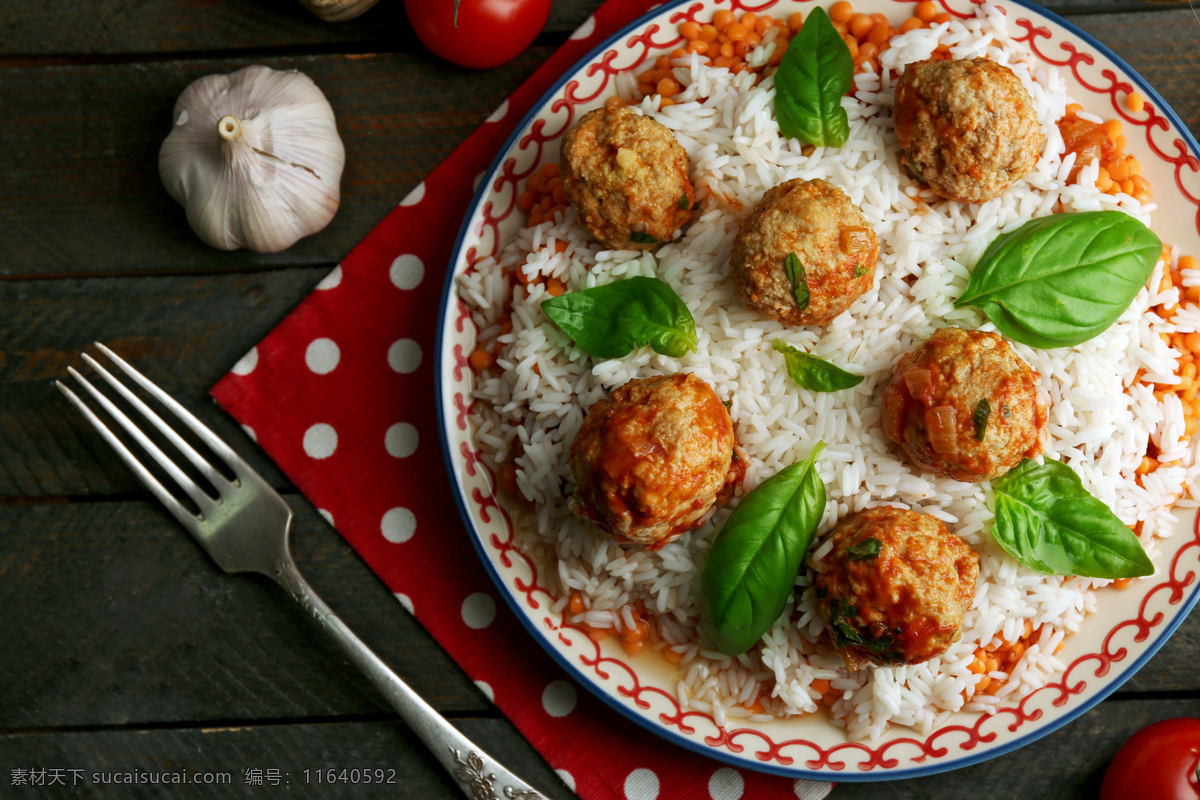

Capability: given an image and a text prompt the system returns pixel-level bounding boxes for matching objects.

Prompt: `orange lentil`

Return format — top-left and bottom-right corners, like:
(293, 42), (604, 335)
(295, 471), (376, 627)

(680, 19), (701, 40)
(756, 15), (775, 35)
(933, 12), (952, 23)
(868, 21), (891, 46)
(789, 11), (805, 33)
(811, 679), (832, 695)
(830, 1), (854, 22)
(713, 9), (735, 30)
(517, 189), (536, 214)
(469, 347), (494, 371)
(1104, 118), (1123, 140)
(975, 676), (992, 694)
(1128, 91), (1145, 113)
(657, 77), (681, 97)
(498, 462), (519, 496)
(745, 31), (762, 48)
(663, 646), (684, 664)
(833, 19), (849, 35)
(588, 625), (609, 641)
(700, 23), (719, 42)
(725, 21), (748, 40)
(849, 12), (874, 38)
(900, 16), (925, 32)
(857, 41), (879, 62)
(687, 39), (709, 54)
(916, 0), (939, 22)
(568, 590), (586, 615)
(1113, 577), (1132, 590)
(843, 35), (860, 58)
(740, 12), (758, 30)
(1136, 456), (1158, 475)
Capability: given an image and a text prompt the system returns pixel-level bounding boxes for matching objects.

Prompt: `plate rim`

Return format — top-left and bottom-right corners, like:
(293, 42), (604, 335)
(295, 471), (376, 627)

(435, 0), (1200, 781)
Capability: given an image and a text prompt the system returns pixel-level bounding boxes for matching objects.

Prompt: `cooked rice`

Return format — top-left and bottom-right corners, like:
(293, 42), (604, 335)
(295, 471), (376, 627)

(457, 5), (1200, 741)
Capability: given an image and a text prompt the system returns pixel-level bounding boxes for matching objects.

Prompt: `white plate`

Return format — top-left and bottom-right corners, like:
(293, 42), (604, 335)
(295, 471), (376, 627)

(437, 0), (1200, 780)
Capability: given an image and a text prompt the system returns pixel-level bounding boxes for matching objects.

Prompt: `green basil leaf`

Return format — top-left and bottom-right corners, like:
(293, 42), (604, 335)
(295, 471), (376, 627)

(973, 398), (991, 442)
(954, 211), (1162, 349)
(678, 194), (690, 211)
(772, 340), (864, 392)
(629, 231), (658, 244)
(773, 6), (853, 147)
(992, 458), (1154, 579)
(783, 252), (810, 310)
(541, 276), (697, 359)
(845, 537), (881, 561)
(699, 442), (827, 656)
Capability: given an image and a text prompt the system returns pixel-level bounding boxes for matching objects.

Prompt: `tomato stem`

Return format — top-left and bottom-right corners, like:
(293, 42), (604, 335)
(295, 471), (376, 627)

(453, 0), (460, 28)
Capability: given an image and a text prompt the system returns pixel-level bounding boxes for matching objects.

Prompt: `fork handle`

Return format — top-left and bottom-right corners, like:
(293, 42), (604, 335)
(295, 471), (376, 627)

(271, 558), (552, 800)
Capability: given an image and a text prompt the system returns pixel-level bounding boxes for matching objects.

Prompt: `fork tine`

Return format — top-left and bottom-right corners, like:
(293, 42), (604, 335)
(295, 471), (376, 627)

(93, 342), (257, 481)
(56, 379), (202, 528)
(81, 352), (233, 493)
(65, 366), (219, 516)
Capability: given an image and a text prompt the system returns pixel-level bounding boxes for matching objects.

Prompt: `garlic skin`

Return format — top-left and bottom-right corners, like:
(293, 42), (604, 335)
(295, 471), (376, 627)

(159, 65), (346, 254)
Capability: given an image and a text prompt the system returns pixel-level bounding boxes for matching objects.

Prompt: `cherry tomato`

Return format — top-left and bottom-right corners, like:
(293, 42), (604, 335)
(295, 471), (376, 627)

(404, 0), (552, 70)
(1099, 718), (1200, 800)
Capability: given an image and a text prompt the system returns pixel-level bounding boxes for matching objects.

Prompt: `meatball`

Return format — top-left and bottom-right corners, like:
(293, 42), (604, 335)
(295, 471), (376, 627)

(893, 58), (1045, 204)
(730, 178), (878, 327)
(559, 106), (695, 251)
(881, 327), (1046, 483)
(568, 373), (745, 549)
(813, 506), (979, 667)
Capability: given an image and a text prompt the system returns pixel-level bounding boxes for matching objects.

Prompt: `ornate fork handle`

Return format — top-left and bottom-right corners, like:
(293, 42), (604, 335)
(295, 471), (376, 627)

(272, 558), (550, 800)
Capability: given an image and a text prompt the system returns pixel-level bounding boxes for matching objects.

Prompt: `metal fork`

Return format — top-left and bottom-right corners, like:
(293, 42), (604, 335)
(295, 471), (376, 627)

(57, 343), (550, 800)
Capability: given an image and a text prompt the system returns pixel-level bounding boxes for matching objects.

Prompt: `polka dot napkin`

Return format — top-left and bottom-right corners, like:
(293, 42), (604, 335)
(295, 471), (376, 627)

(211, 2), (834, 799)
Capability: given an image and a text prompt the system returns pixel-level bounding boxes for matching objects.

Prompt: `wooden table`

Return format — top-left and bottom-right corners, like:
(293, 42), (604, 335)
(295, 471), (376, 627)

(3, 1), (1198, 797)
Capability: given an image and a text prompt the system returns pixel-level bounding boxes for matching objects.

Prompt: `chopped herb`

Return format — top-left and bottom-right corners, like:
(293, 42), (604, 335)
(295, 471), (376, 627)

(862, 635), (895, 653)
(845, 537), (882, 561)
(853, 261), (868, 277)
(722, 400), (732, 410)
(784, 252), (810, 310)
(973, 398), (992, 441)
(679, 195), (690, 210)
(629, 231), (658, 244)
(833, 618), (863, 647)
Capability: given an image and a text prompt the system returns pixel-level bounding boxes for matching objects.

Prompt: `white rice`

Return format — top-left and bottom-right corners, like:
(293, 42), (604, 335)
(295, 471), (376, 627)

(457, 5), (1200, 741)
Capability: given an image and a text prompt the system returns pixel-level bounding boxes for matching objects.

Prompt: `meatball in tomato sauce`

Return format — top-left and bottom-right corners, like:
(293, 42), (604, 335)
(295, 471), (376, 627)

(730, 178), (878, 327)
(559, 106), (695, 251)
(882, 327), (1046, 483)
(813, 506), (979, 668)
(894, 58), (1044, 204)
(568, 373), (745, 549)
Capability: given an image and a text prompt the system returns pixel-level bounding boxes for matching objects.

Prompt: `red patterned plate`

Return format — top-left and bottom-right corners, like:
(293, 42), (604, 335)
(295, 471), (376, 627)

(437, 0), (1200, 779)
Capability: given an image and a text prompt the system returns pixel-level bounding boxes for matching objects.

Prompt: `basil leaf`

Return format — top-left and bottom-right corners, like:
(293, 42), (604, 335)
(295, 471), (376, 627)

(678, 194), (690, 211)
(541, 276), (697, 359)
(973, 398), (991, 441)
(700, 442), (827, 656)
(629, 231), (658, 244)
(773, 6), (853, 147)
(772, 340), (864, 392)
(954, 211), (1161, 349)
(845, 537), (881, 561)
(992, 458), (1154, 579)
(783, 252), (810, 310)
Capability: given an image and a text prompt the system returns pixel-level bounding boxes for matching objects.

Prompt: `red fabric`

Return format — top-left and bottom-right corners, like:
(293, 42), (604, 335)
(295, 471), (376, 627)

(211, 3), (833, 798)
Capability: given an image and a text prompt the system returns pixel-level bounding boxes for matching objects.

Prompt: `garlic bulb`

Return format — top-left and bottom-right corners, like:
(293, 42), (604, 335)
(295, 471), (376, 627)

(159, 65), (346, 253)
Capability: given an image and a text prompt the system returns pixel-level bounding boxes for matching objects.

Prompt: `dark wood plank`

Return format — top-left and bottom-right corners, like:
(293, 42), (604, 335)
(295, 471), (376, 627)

(0, 50), (550, 277)
(0, 498), (489, 731)
(0, 0), (600, 57)
(0, 718), (575, 800)
(0, 270), (335, 497)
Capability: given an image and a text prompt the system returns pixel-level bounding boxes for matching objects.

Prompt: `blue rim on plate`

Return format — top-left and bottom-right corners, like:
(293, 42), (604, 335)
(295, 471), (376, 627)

(436, 0), (1200, 781)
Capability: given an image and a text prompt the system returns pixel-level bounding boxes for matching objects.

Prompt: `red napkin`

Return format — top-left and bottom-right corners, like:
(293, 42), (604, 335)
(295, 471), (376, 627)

(212, 2), (834, 798)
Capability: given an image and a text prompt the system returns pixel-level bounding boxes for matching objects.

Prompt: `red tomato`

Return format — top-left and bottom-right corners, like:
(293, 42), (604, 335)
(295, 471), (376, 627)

(404, 0), (552, 69)
(1099, 718), (1200, 800)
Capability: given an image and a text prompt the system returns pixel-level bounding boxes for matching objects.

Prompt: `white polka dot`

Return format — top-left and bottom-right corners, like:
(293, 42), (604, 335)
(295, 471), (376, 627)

(624, 768), (659, 800)
(385, 423), (419, 458)
(570, 14), (596, 40)
(486, 99), (509, 123)
(461, 592), (496, 629)
(302, 423), (337, 459)
(474, 680), (494, 702)
(381, 507), (417, 543)
(393, 593), (414, 613)
(317, 509), (334, 527)
(305, 337), (340, 374)
(793, 780), (833, 800)
(230, 346), (258, 375)
(555, 770), (576, 792)
(542, 681), (577, 718)
(390, 254), (424, 290)
(400, 181), (426, 206)
(241, 425), (257, 443)
(708, 768), (744, 800)
(388, 338), (422, 374)
(316, 265), (342, 290)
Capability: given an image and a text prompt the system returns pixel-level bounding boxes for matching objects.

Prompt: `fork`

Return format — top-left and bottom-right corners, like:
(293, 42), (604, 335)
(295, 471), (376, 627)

(57, 343), (551, 800)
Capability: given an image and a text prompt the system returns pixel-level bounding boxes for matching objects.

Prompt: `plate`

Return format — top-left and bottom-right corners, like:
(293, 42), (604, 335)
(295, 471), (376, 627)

(436, 0), (1200, 780)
